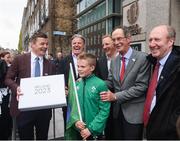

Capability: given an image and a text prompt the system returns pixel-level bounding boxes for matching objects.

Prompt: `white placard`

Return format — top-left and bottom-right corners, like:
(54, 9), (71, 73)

(18, 74), (66, 111)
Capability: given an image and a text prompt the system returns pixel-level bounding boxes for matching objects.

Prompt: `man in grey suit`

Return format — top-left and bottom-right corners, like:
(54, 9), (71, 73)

(100, 26), (150, 139)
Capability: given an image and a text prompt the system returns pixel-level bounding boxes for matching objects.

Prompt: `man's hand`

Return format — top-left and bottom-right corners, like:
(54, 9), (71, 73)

(75, 121), (86, 130)
(16, 86), (23, 101)
(80, 128), (91, 140)
(100, 90), (117, 102)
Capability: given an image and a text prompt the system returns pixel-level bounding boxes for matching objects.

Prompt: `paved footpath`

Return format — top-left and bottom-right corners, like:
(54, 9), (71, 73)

(48, 108), (64, 140)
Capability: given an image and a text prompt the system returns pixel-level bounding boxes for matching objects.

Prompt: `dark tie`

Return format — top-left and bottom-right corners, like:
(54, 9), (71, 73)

(143, 62), (160, 127)
(120, 56), (125, 82)
(35, 57), (40, 77)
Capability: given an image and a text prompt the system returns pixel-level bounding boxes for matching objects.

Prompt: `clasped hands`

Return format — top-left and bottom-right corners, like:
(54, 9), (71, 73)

(75, 121), (91, 140)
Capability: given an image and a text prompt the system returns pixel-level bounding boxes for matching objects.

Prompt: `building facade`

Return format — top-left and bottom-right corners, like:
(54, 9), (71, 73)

(76, 0), (180, 56)
(76, 0), (122, 57)
(123, 0), (180, 52)
(21, 0), (76, 56)
(21, 0), (180, 56)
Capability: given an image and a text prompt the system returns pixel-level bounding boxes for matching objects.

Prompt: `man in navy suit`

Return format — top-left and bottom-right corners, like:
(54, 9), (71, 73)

(58, 34), (85, 133)
(97, 35), (117, 80)
(5, 32), (55, 140)
(144, 25), (180, 139)
(97, 35), (117, 139)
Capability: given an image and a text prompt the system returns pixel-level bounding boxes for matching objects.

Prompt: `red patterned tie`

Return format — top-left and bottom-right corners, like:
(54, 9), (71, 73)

(120, 56), (125, 82)
(143, 62), (160, 127)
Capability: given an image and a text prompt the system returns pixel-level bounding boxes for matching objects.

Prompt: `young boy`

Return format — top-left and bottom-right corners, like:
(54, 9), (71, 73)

(70, 53), (110, 140)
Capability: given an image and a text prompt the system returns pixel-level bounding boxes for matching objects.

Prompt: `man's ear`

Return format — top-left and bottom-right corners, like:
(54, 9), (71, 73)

(126, 36), (131, 43)
(168, 38), (175, 47)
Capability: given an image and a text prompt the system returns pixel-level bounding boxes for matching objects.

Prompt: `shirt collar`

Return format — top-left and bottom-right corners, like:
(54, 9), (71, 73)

(120, 47), (133, 60)
(31, 52), (43, 62)
(159, 51), (172, 66)
(72, 53), (78, 58)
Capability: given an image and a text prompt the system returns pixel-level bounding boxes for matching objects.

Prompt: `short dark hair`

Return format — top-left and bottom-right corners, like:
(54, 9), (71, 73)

(0, 51), (10, 59)
(29, 32), (48, 43)
(78, 53), (96, 67)
(112, 26), (131, 37)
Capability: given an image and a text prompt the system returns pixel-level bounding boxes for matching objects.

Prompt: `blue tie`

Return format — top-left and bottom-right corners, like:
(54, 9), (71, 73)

(35, 57), (40, 77)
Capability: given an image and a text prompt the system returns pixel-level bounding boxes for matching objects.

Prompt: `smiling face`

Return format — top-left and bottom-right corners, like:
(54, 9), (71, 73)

(112, 28), (131, 56)
(102, 36), (116, 57)
(31, 37), (48, 57)
(71, 37), (85, 56)
(77, 59), (95, 78)
(149, 25), (174, 60)
(3, 53), (11, 64)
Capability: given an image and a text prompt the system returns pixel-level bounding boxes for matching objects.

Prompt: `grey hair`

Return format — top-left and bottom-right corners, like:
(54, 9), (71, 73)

(71, 34), (86, 44)
(166, 25), (176, 39)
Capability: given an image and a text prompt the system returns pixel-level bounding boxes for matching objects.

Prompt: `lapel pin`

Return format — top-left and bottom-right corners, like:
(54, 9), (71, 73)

(132, 58), (136, 62)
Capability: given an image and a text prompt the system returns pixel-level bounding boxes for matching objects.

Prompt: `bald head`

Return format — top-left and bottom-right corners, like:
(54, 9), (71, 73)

(151, 25), (176, 40)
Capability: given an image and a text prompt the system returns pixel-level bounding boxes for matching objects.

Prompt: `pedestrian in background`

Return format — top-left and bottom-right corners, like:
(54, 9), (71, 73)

(54, 51), (63, 74)
(0, 51), (12, 140)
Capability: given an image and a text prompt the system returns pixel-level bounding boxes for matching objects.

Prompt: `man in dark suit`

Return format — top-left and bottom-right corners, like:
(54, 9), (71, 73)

(5, 32), (55, 140)
(58, 34), (85, 133)
(144, 25), (180, 139)
(97, 35), (117, 139)
(98, 35), (117, 80)
(100, 26), (150, 139)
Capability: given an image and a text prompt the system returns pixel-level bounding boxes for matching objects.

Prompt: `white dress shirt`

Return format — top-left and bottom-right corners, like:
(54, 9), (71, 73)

(150, 51), (171, 112)
(72, 53), (78, 78)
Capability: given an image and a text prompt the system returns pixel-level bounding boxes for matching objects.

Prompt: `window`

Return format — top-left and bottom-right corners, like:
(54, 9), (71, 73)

(45, 0), (49, 18)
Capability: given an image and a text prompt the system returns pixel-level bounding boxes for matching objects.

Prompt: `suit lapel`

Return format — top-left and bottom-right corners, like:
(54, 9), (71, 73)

(114, 55), (121, 83)
(103, 56), (108, 75)
(26, 53), (31, 77)
(156, 52), (179, 99)
(68, 55), (77, 79)
(43, 58), (49, 76)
